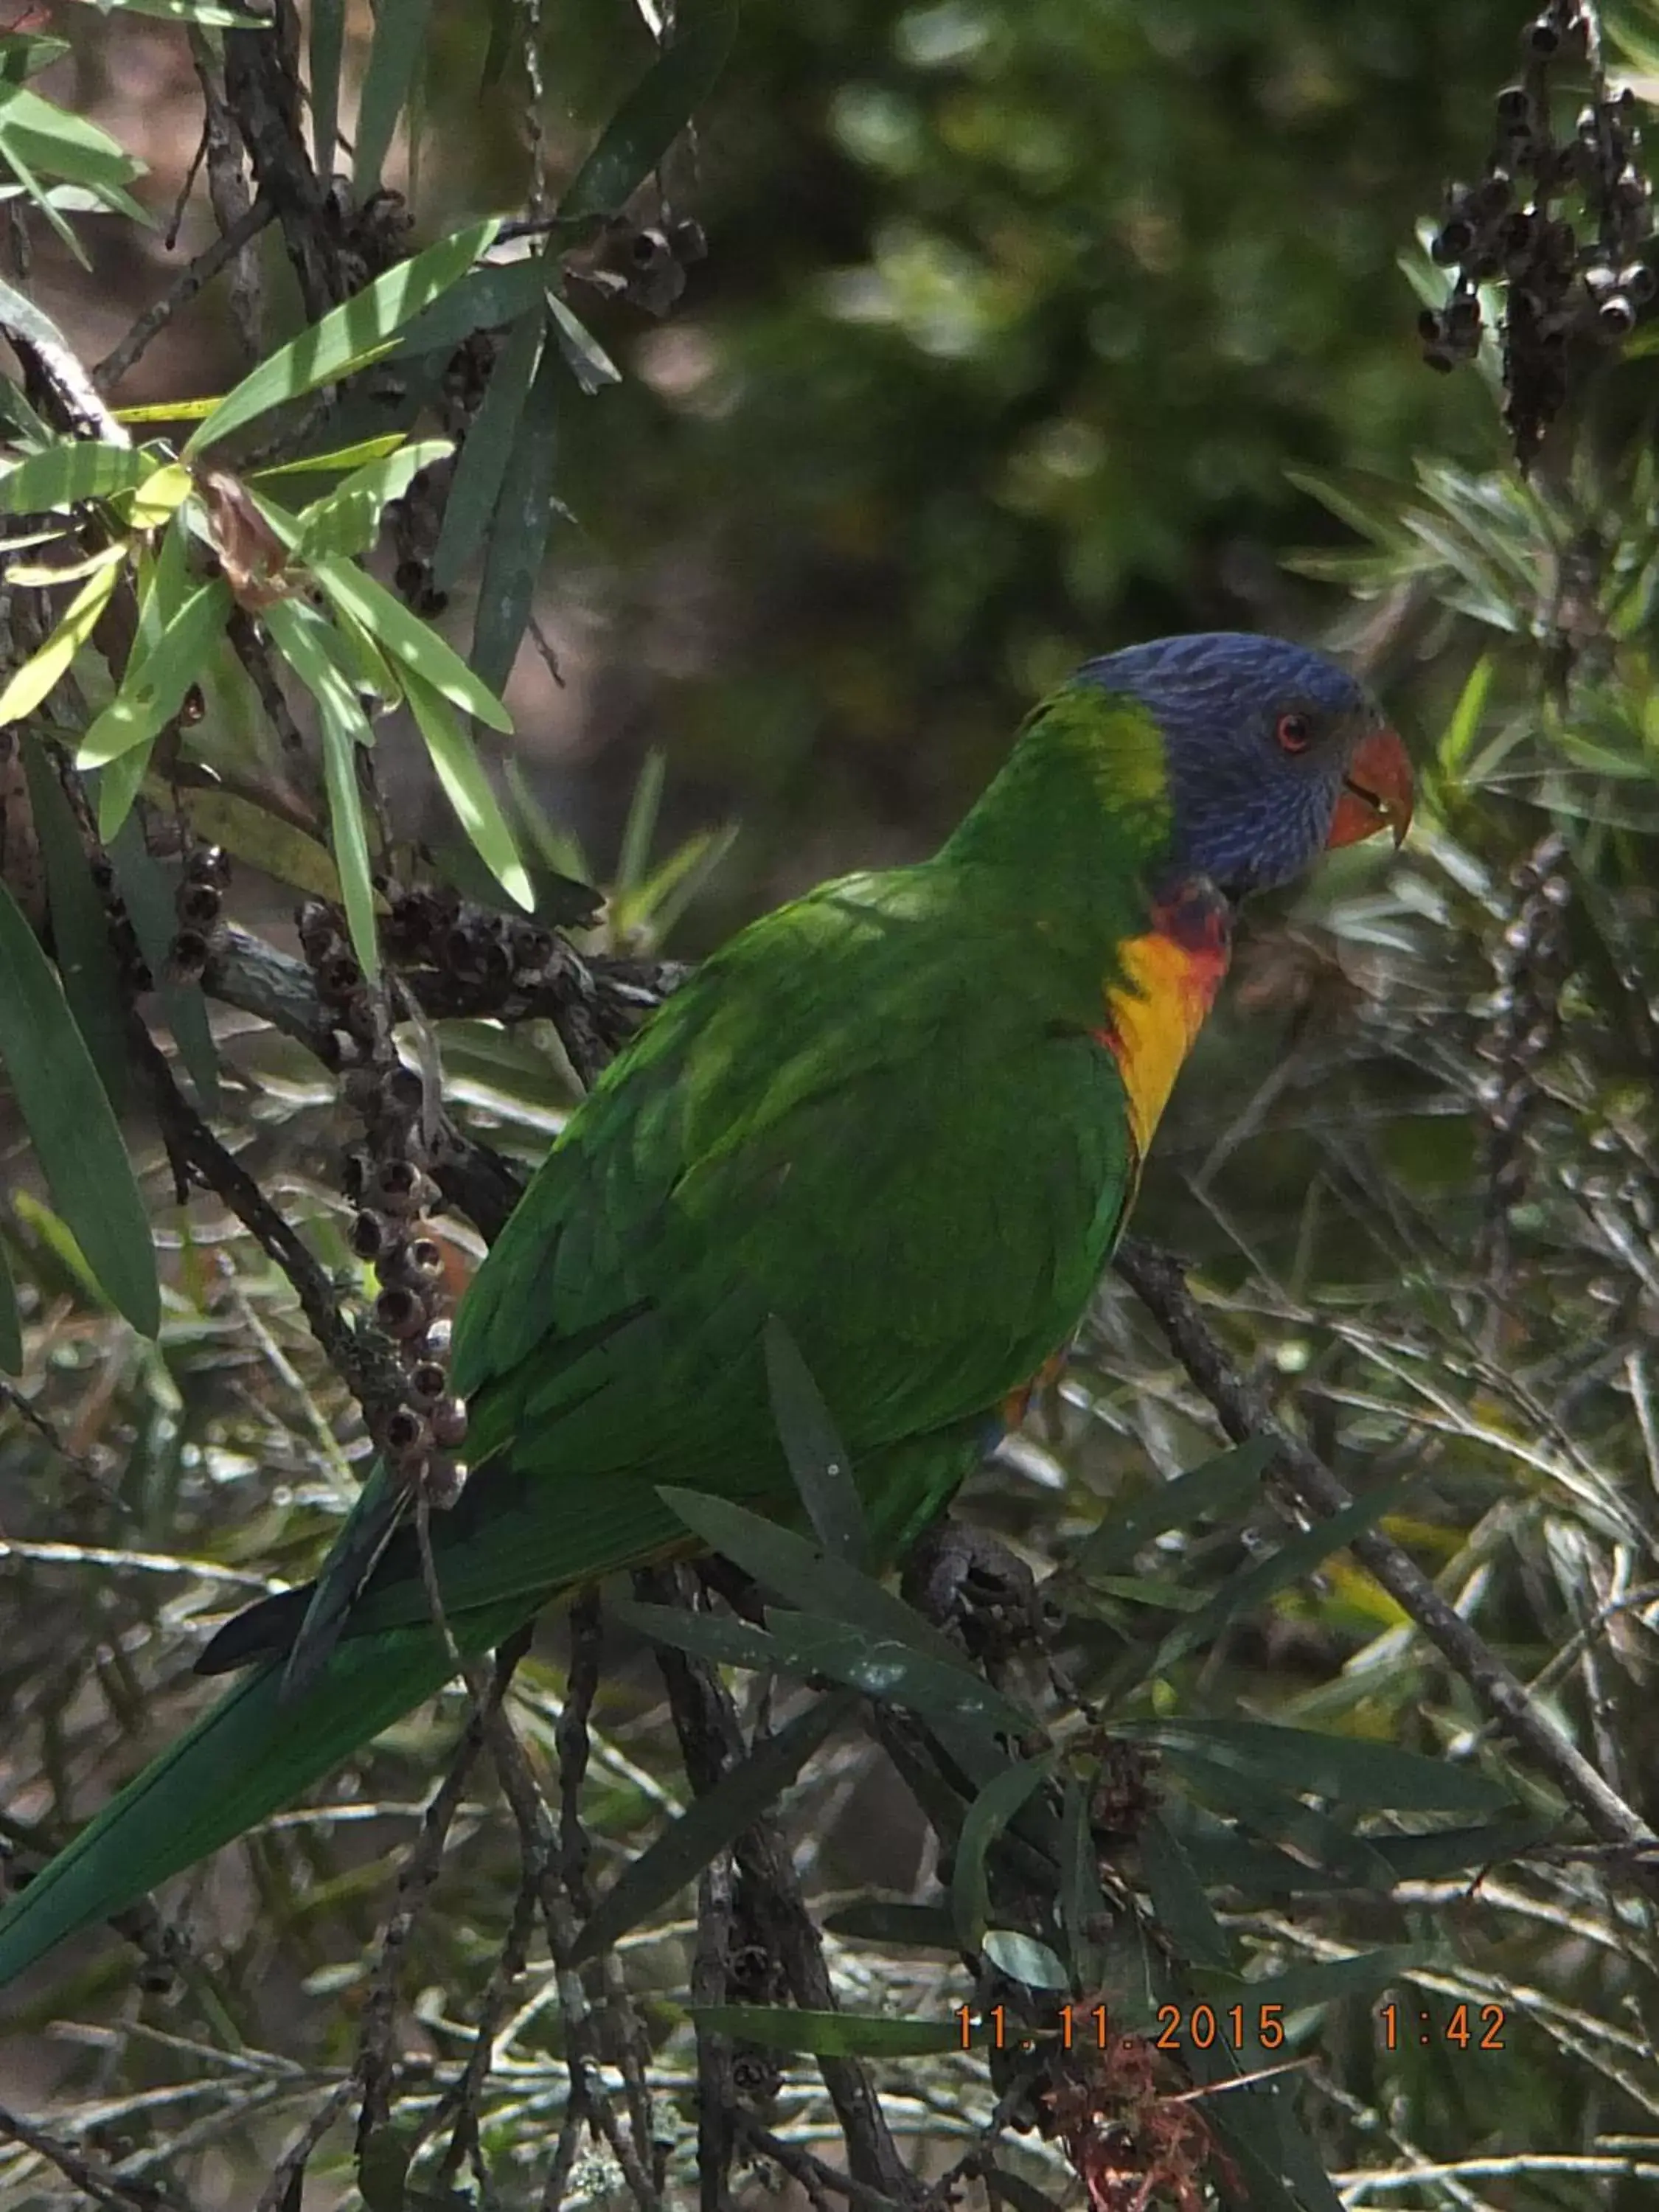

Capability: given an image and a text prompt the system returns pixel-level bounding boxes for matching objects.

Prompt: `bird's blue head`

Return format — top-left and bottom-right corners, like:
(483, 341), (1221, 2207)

(1082, 632), (1412, 900)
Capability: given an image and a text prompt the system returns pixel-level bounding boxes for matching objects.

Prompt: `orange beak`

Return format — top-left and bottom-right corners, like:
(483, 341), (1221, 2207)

(1326, 725), (1413, 852)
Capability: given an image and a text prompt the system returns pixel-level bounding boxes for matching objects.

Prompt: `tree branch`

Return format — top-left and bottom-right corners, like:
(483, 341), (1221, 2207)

(1113, 1233), (1658, 1861)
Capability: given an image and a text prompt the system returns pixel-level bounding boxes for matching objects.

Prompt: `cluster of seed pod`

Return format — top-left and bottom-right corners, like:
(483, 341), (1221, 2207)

(724, 1894), (787, 2113)
(386, 330), (501, 617)
(568, 214), (708, 319)
(298, 896), (470, 1501)
(381, 883), (557, 998)
(1419, 0), (1656, 461)
(164, 844), (231, 985)
(1476, 831), (1573, 1253)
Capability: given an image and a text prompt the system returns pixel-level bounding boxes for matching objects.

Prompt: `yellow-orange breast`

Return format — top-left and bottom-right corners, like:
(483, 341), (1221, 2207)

(1093, 883), (1231, 1158)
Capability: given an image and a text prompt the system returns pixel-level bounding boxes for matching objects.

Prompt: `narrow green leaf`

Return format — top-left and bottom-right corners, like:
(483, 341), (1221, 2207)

(403, 664), (532, 908)
(0, 1230), (21, 1373)
(1059, 1779), (1107, 1986)
(263, 598), (380, 976)
(613, 821), (738, 940)
(184, 218), (499, 458)
(0, 441), (151, 515)
(571, 1694), (851, 1965)
(1161, 1803), (1352, 1896)
(310, 0), (344, 175)
(389, 258), (546, 362)
(546, 292), (621, 394)
(1123, 1719), (1515, 1815)
(96, 742), (151, 847)
(352, 0), (434, 199)
(308, 556), (512, 731)
(689, 2005), (957, 2059)
(0, 82), (143, 194)
(616, 747), (665, 897)
(762, 1609), (1032, 1737)
(1146, 1476), (1416, 1677)
(167, 788), (341, 903)
(0, 124), (88, 265)
(1371, 1818), (1557, 1880)
(1436, 653), (1495, 785)
(471, 344), (560, 692)
(1169, 1764), (1399, 1890)
(1071, 1436), (1274, 1579)
(1222, 1946), (1431, 2019)
(653, 1485), (967, 1671)
(1138, 1811), (1235, 1971)
(77, 577), (232, 775)
(430, 306), (543, 595)
(952, 1759), (1051, 1950)
(0, 547), (124, 726)
(557, 0), (737, 225)
(0, 877), (157, 1334)
(608, 1596), (784, 1676)
(822, 1899), (959, 1950)
(108, 816), (220, 1113)
(20, 737), (128, 1110)
(252, 434), (409, 481)
(981, 1930), (1068, 1990)
(0, 31), (70, 80)
(762, 1315), (866, 1565)
(291, 437), (451, 565)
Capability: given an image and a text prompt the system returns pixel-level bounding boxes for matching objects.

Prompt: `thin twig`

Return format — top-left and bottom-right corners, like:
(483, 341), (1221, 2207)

(131, 1019), (410, 1437)
(253, 2076), (356, 2212)
(356, 1631), (526, 2151)
(0, 2099), (188, 2212)
(94, 198), (276, 394)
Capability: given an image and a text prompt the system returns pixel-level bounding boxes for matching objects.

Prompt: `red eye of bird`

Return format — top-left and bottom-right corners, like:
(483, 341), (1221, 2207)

(1276, 711), (1312, 754)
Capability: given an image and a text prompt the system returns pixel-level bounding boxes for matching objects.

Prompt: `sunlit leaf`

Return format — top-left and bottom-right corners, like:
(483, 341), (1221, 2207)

(308, 556), (513, 731)
(184, 218), (498, 458)
(290, 439), (450, 565)
(0, 441), (152, 515)
(264, 597), (381, 975)
(0, 544), (125, 726)
(402, 664), (532, 908)
(77, 577), (232, 779)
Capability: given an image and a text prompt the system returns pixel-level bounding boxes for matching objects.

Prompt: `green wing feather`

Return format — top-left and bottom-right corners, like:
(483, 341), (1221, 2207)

(0, 697), (1169, 1989)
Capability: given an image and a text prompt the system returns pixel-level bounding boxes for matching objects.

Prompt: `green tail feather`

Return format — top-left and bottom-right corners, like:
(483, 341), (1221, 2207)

(0, 1599), (528, 1989)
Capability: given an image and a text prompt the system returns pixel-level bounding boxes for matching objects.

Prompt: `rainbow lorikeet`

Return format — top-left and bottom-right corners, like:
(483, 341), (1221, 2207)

(0, 632), (1410, 1986)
